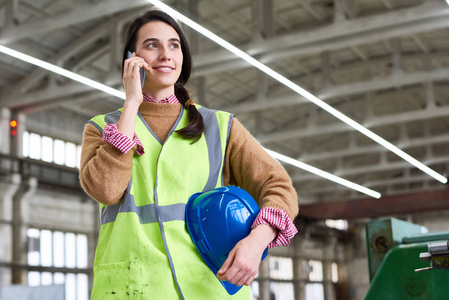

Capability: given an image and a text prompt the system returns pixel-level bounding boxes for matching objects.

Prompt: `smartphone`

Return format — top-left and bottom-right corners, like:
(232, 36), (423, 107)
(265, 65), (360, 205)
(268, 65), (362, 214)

(127, 51), (146, 88)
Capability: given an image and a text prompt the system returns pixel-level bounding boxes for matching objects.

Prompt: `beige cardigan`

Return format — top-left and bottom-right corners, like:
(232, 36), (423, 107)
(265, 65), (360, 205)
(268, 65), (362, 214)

(79, 101), (299, 221)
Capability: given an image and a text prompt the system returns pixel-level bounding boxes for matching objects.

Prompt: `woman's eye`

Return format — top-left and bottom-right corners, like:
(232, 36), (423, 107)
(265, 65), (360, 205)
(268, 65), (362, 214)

(171, 43), (180, 49)
(148, 43), (157, 48)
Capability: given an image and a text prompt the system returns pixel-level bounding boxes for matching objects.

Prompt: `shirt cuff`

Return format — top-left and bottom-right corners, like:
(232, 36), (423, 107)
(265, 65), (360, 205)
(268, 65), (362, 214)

(102, 123), (144, 155)
(251, 207), (298, 248)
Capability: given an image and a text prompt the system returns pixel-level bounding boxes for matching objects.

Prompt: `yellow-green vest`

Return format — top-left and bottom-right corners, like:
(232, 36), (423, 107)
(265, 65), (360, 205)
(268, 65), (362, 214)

(88, 105), (250, 299)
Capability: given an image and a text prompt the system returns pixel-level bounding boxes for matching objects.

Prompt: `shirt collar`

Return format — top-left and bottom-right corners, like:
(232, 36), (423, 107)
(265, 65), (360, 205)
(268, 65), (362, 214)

(142, 93), (179, 104)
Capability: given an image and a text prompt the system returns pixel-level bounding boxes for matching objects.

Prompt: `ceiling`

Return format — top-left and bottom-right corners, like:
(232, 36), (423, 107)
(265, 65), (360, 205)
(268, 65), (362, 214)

(1, 0), (448, 207)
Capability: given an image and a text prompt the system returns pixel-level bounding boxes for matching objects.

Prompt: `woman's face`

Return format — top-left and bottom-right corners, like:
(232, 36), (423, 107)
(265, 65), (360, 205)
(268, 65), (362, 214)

(135, 21), (183, 95)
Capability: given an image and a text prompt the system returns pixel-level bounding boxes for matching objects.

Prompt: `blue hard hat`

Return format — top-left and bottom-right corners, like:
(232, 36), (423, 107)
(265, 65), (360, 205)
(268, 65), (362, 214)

(185, 186), (269, 295)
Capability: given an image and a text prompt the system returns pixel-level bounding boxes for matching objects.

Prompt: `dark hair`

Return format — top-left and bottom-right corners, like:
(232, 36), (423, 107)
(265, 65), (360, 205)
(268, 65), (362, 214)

(122, 9), (204, 142)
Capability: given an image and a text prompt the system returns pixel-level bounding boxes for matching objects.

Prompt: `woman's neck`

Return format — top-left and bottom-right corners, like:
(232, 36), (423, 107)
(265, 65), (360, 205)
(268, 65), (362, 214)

(142, 86), (175, 101)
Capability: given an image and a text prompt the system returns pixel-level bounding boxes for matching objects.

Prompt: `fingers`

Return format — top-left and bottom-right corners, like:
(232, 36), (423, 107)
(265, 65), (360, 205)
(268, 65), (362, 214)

(217, 253), (258, 286)
(124, 53), (149, 81)
(244, 274), (256, 286)
(217, 251), (235, 280)
(217, 238), (265, 287)
(123, 53), (149, 99)
(235, 272), (252, 287)
(221, 264), (257, 286)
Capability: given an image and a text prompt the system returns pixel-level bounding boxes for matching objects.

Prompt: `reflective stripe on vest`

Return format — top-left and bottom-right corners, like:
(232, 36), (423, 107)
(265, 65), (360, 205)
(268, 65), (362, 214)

(88, 105), (250, 299)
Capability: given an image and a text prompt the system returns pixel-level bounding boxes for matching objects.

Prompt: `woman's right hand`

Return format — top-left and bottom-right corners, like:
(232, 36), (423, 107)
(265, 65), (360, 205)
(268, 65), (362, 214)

(118, 52), (150, 139)
(122, 52), (149, 105)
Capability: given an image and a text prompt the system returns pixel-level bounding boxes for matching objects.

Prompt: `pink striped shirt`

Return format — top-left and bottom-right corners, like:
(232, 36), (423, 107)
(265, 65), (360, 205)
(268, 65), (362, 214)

(143, 93), (179, 103)
(102, 94), (298, 247)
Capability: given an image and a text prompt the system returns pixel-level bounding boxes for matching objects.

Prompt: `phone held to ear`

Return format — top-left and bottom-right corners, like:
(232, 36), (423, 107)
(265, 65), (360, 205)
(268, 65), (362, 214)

(127, 51), (146, 88)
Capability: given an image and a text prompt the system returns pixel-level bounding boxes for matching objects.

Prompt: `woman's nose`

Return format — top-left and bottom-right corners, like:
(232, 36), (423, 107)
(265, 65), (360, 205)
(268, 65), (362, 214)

(159, 47), (171, 60)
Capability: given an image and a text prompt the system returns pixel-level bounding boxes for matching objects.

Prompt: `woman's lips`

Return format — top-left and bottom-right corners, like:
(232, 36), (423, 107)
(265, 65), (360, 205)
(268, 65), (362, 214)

(153, 66), (174, 72)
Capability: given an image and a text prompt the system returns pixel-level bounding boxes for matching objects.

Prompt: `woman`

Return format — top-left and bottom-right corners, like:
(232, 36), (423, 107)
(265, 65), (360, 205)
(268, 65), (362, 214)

(80, 9), (298, 299)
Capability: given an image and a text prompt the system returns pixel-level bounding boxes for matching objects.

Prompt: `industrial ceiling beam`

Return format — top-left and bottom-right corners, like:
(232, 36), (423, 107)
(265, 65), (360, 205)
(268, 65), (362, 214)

(1, 10), (138, 101)
(0, 0), (149, 44)
(219, 50), (449, 113)
(193, 1), (449, 75)
(298, 133), (449, 165)
(258, 93), (449, 144)
(299, 189), (449, 220)
(299, 175), (441, 198)
(318, 67), (449, 100)
(291, 156), (449, 184)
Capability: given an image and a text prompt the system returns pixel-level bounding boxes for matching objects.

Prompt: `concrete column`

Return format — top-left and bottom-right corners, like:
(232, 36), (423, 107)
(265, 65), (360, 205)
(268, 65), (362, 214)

(188, 0), (201, 53)
(109, 20), (122, 73)
(334, 0), (348, 23)
(293, 256), (306, 300)
(0, 174), (21, 286)
(4, 0), (19, 27)
(88, 199), (100, 296)
(293, 239), (307, 300)
(252, 0), (274, 41)
(254, 72), (268, 137)
(0, 108), (11, 155)
(391, 38), (402, 76)
(258, 256), (271, 300)
(323, 237), (337, 300)
(188, 0), (208, 107)
(321, 51), (332, 92)
(11, 176), (37, 284)
(9, 111), (26, 158)
(252, 0), (273, 138)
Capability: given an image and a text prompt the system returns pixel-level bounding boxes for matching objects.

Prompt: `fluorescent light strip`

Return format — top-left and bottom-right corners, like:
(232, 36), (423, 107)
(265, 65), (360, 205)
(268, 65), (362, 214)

(0, 45), (126, 100)
(265, 149), (381, 199)
(147, 0), (447, 185)
(0, 44), (379, 198)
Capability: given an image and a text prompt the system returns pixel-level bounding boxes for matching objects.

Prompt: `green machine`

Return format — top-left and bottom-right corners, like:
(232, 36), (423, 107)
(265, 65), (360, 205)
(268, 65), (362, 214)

(365, 218), (449, 300)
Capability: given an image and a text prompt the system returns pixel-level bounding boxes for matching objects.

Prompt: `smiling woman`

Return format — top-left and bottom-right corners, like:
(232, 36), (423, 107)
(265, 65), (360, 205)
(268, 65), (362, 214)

(136, 25), (183, 95)
(79, 9), (298, 300)
(119, 10), (202, 142)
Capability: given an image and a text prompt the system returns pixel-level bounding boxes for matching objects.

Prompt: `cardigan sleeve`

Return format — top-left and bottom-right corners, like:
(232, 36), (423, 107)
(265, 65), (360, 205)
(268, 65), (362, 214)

(79, 123), (135, 205)
(222, 117), (299, 222)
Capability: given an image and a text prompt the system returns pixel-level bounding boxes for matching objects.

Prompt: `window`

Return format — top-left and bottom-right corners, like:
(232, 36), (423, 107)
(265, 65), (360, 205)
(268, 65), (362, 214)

(53, 139), (65, 165)
(270, 257), (294, 300)
(22, 131), (81, 169)
(27, 228), (89, 300)
(28, 133), (41, 160)
(23, 131), (29, 157)
(65, 142), (77, 168)
(271, 282), (294, 300)
(307, 260), (323, 281)
(250, 280), (259, 300)
(331, 262), (339, 283)
(305, 283), (324, 300)
(305, 260), (324, 300)
(325, 219), (348, 230)
(270, 257), (293, 280)
(41, 136), (53, 163)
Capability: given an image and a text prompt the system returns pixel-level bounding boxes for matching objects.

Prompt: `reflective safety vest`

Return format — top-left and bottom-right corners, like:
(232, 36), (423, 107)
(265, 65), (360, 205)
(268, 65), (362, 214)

(88, 105), (250, 299)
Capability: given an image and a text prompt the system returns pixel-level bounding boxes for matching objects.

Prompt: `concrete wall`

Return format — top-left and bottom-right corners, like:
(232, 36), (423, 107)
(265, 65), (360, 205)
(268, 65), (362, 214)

(28, 189), (97, 233)
(0, 173), (98, 289)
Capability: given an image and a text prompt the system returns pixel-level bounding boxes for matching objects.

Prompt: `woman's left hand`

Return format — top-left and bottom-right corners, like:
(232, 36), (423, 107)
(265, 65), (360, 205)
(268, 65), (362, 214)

(216, 224), (277, 286)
